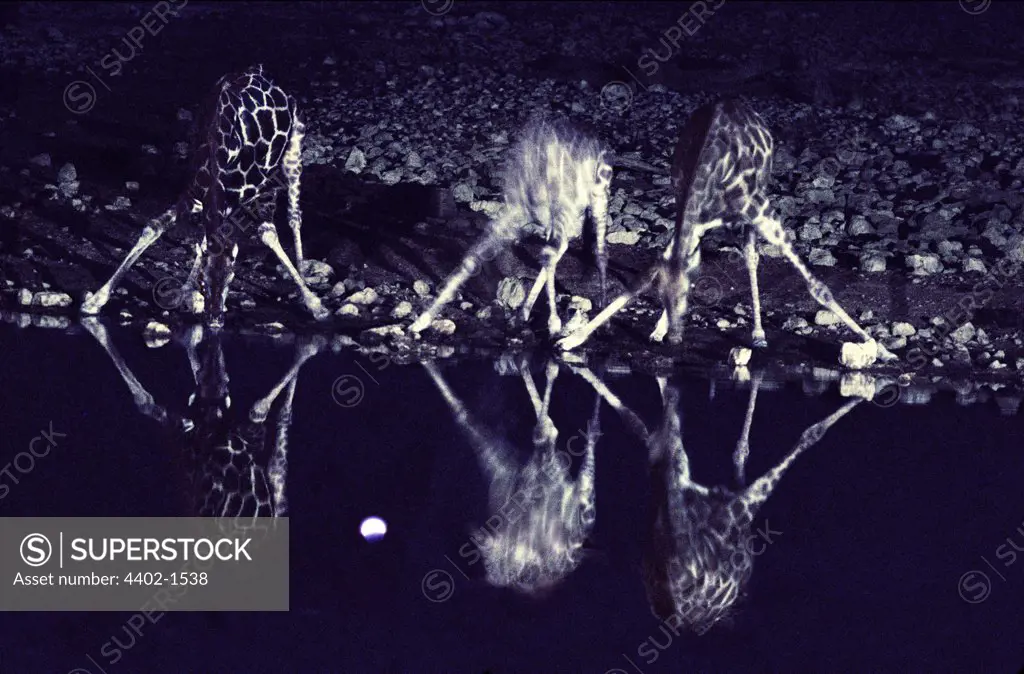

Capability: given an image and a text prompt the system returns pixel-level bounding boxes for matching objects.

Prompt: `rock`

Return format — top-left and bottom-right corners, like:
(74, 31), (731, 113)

(892, 321), (916, 337)
(344, 148), (366, 173)
(905, 253), (942, 275)
(476, 306), (493, 320)
(29, 153), (51, 168)
(799, 222), (822, 241)
(569, 296), (592, 313)
(951, 344), (972, 366)
(496, 276), (525, 310)
(336, 303), (360, 316)
(105, 196), (132, 211)
(937, 240), (963, 259)
(413, 280), (431, 297)
(884, 114), (917, 132)
(847, 215), (874, 236)
(57, 162), (76, 182)
(808, 247), (837, 266)
(839, 372), (878, 400)
(1004, 234), (1024, 263)
(405, 151), (423, 168)
(299, 259), (334, 281)
(962, 257), (987, 273)
(17, 288), (32, 305)
(607, 230), (640, 246)
(815, 310), (839, 327)
(144, 321), (171, 337)
(329, 282), (348, 298)
(950, 322), (976, 345)
(429, 318), (456, 335)
(346, 287), (378, 305)
(382, 169), (402, 185)
(805, 188), (835, 205)
(860, 252), (886, 272)
(840, 340), (879, 369)
(783, 316), (809, 331)
(390, 301), (413, 319)
(125, 181), (140, 192)
(31, 291), (72, 308)
(729, 347), (751, 367)
(452, 183), (475, 203)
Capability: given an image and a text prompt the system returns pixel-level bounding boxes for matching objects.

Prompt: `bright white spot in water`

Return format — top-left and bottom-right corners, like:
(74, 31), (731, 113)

(360, 517), (387, 542)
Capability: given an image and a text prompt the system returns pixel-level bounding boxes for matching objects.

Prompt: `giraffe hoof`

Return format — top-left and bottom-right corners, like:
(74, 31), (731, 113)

(80, 291), (103, 315)
(555, 333), (582, 351)
(409, 315), (431, 333)
(752, 337), (768, 349)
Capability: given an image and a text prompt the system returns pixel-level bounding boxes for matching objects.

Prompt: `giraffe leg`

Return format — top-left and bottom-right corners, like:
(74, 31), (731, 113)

(282, 115), (306, 268)
(203, 242), (239, 329)
(250, 334), (324, 423)
(522, 265), (548, 323)
(751, 205), (896, 361)
(257, 222), (329, 321)
(542, 226), (570, 335)
(732, 370), (763, 485)
(555, 263), (660, 351)
(744, 227), (767, 348)
(179, 238), (207, 315)
(590, 167), (612, 306)
(410, 213), (519, 333)
(81, 207), (176, 315)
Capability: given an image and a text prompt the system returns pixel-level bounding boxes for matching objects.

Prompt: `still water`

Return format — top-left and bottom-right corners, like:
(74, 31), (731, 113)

(0, 318), (1022, 673)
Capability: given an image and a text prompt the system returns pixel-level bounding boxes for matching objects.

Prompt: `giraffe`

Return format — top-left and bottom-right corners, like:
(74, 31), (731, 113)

(409, 114), (613, 336)
(80, 64), (328, 327)
(422, 356), (602, 596)
(79, 316), (323, 527)
(557, 98), (896, 363)
(571, 366), (864, 633)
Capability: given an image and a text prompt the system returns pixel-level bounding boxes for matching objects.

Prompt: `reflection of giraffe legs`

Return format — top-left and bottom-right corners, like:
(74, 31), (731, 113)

(249, 335), (325, 423)
(80, 317), (176, 427)
(422, 361), (516, 483)
(732, 370), (764, 485)
(522, 360), (559, 446)
(743, 395), (864, 511)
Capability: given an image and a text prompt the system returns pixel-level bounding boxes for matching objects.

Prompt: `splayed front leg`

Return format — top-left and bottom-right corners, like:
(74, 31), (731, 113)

(81, 208), (176, 315)
(257, 222), (329, 321)
(751, 209), (897, 363)
(744, 228), (767, 349)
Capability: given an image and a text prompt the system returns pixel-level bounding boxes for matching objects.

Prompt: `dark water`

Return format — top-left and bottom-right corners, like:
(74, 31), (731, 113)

(1, 320), (1023, 673)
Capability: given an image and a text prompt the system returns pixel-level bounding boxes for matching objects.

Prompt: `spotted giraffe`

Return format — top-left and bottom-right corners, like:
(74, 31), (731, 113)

(572, 366), (863, 633)
(410, 115), (613, 336)
(79, 317), (323, 525)
(557, 99), (896, 362)
(80, 64), (328, 327)
(422, 357), (601, 596)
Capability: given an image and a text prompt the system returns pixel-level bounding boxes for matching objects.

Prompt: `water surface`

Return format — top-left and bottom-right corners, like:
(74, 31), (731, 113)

(0, 320), (1022, 673)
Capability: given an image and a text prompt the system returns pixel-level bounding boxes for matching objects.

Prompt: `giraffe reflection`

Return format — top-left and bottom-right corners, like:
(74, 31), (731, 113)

(574, 367), (864, 634)
(423, 357), (601, 596)
(80, 317), (323, 523)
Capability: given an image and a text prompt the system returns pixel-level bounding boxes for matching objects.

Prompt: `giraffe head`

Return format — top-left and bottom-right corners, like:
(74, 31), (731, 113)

(643, 483), (758, 633)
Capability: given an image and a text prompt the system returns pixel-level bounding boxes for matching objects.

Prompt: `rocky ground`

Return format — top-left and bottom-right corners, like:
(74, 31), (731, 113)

(1, 1), (1023, 405)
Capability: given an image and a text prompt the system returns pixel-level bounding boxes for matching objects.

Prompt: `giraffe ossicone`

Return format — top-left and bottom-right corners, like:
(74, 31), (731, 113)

(80, 64), (328, 325)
